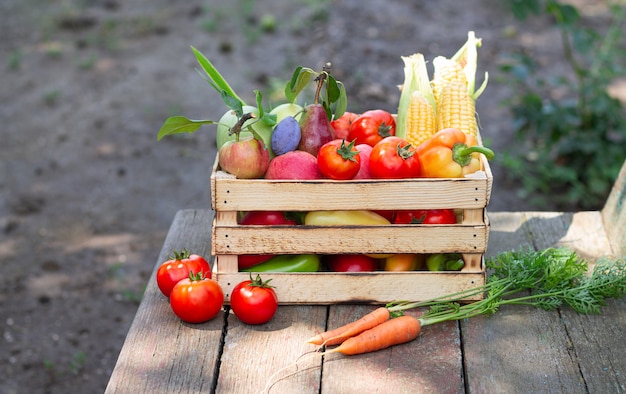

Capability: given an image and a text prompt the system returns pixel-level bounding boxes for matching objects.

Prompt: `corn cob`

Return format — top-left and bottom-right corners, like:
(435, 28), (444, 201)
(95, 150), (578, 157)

(404, 91), (437, 146)
(431, 56), (465, 107)
(396, 53), (437, 143)
(436, 80), (477, 135)
(431, 31), (487, 136)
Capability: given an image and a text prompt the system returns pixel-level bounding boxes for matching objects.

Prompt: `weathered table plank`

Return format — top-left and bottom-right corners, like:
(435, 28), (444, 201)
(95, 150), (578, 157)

(218, 306), (326, 393)
(322, 305), (463, 394)
(106, 209), (626, 394)
(464, 212), (586, 393)
(105, 209), (222, 393)
(463, 211), (626, 394)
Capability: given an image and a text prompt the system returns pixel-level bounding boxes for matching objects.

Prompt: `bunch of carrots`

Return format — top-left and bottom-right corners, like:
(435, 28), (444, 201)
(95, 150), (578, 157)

(307, 247), (626, 356)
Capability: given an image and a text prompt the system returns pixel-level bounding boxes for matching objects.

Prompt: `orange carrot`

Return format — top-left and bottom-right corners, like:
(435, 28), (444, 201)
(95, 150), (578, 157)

(328, 315), (421, 355)
(306, 307), (390, 346)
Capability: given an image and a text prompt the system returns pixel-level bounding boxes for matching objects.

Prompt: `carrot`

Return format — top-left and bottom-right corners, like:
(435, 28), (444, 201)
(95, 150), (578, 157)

(306, 306), (390, 346)
(328, 315), (421, 355)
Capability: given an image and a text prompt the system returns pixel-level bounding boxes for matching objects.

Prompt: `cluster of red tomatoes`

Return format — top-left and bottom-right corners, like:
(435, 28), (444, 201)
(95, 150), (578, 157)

(155, 250), (278, 325)
(322, 109), (419, 180)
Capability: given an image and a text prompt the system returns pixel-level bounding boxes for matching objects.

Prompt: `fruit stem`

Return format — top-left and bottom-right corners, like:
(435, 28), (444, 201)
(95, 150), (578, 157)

(313, 63), (331, 104)
(229, 112), (256, 142)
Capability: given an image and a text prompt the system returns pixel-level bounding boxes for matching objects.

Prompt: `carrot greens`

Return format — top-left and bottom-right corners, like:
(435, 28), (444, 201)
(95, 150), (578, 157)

(387, 247), (626, 326)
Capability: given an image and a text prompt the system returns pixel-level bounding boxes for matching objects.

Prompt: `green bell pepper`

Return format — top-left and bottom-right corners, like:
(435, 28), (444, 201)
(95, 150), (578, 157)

(241, 254), (320, 272)
(425, 253), (465, 271)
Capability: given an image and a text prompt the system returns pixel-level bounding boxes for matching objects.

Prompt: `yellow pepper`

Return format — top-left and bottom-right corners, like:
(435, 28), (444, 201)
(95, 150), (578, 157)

(304, 210), (391, 226)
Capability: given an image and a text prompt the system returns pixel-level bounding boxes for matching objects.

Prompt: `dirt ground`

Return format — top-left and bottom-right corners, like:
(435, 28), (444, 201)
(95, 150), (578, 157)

(0, 1), (615, 393)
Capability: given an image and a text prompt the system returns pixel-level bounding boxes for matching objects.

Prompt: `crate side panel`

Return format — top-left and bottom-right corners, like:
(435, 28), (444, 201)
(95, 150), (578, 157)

(212, 177), (490, 211)
(212, 225), (488, 254)
(215, 271), (486, 304)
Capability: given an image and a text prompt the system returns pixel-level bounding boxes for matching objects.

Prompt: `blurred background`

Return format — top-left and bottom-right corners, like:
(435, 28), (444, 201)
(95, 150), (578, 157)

(1, 0), (624, 392)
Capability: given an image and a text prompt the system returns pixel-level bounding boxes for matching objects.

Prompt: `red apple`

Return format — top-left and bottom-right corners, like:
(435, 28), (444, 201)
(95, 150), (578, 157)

(353, 144), (372, 179)
(218, 136), (270, 179)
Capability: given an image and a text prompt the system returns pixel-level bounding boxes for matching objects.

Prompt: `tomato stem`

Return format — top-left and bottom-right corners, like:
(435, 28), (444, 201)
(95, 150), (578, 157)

(248, 273), (275, 288)
(169, 249), (191, 261)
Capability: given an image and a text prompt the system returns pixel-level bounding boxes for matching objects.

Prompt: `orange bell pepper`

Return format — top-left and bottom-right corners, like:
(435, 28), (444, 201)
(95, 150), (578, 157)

(416, 128), (495, 178)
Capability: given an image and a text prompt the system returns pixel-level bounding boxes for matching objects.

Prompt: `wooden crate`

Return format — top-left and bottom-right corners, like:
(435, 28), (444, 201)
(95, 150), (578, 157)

(210, 154), (492, 304)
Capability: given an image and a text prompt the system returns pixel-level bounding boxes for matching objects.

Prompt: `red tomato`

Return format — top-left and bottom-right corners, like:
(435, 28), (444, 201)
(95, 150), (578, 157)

(393, 209), (457, 224)
(372, 210), (395, 222)
(238, 211), (298, 269)
(317, 139), (361, 180)
(156, 250), (211, 297)
(347, 109), (396, 147)
(169, 273), (224, 323)
(331, 111), (358, 139)
(383, 254), (424, 271)
(327, 254), (378, 272)
(369, 136), (421, 179)
(230, 274), (278, 325)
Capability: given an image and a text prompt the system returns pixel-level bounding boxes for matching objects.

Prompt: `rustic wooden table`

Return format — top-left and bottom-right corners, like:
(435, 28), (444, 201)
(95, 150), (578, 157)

(106, 163), (626, 394)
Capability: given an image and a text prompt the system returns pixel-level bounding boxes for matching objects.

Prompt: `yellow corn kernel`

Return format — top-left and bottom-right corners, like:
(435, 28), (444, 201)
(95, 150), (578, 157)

(431, 56), (466, 105)
(404, 91), (436, 146)
(436, 81), (477, 135)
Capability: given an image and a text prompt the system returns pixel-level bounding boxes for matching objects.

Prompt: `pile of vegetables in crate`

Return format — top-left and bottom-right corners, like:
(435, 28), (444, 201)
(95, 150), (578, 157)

(159, 31), (493, 274)
(154, 33), (626, 371)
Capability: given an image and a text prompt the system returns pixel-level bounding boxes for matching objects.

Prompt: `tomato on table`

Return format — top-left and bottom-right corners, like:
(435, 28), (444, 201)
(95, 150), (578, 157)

(393, 209), (457, 224)
(369, 136), (421, 179)
(347, 109), (396, 147)
(317, 139), (361, 180)
(169, 273), (224, 324)
(230, 274), (278, 325)
(156, 250), (211, 297)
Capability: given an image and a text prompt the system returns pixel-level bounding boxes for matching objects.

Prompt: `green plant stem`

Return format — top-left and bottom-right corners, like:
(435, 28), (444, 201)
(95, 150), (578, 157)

(387, 248), (626, 327)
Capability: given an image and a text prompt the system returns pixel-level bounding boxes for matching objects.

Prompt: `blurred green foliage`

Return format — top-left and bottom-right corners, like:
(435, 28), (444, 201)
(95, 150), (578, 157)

(500, 0), (626, 209)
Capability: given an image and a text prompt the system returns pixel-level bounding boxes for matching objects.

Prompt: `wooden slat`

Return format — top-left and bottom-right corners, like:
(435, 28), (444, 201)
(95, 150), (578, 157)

(215, 270), (485, 304)
(523, 210), (626, 392)
(105, 210), (221, 394)
(212, 224), (488, 255)
(462, 212), (587, 393)
(210, 152), (492, 212)
(320, 305), (464, 393)
(216, 306), (327, 393)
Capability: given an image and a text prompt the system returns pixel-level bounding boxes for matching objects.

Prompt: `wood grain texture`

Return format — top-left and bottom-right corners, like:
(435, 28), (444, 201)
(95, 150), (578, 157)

(210, 152), (492, 212)
(107, 208), (626, 394)
(105, 209), (220, 394)
(212, 224), (488, 255)
(462, 211), (626, 393)
(216, 306), (326, 393)
(214, 271), (485, 304)
(321, 305), (463, 394)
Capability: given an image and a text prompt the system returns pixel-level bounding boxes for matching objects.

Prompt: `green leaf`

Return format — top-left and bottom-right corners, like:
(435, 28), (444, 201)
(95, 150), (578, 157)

(285, 66), (315, 103)
(190, 46), (246, 106)
(254, 89), (265, 118)
(325, 74), (340, 103)
(333, 81), (347, 119)
(157, 116), (216, 141)
(221, 90), (243, 116)
(254, 89), (277, 126)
